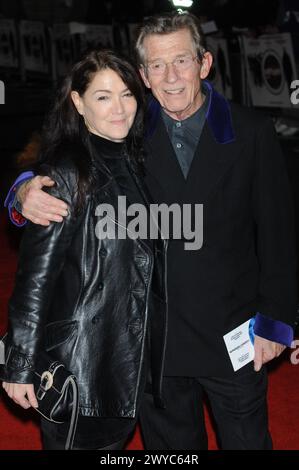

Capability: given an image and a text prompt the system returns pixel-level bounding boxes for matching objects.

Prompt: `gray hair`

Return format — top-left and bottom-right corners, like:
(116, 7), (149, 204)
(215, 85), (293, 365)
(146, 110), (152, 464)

(135, 11), (207, 65)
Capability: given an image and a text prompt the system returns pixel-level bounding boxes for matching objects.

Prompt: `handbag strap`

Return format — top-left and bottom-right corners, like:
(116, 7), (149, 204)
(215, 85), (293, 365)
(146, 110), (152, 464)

(65, 376), (79, 450)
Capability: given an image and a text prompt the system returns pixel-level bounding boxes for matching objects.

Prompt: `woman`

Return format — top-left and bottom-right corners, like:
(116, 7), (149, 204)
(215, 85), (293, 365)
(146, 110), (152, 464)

(0, 49), (167, 450)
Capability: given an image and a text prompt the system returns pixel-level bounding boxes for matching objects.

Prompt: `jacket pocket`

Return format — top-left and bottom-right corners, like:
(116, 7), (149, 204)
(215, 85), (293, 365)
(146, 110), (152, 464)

(44, 320), (78, 352)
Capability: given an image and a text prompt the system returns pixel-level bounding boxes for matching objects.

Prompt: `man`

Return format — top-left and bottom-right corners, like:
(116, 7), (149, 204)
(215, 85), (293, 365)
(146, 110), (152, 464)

(5, 12), (297, 449)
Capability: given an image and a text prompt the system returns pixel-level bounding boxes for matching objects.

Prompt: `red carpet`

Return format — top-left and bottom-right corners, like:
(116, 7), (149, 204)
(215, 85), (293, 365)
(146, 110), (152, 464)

(0, 211), (298, 450)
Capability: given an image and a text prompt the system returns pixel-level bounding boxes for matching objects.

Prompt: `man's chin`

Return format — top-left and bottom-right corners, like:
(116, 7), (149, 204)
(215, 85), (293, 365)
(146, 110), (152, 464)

(162, 103), (188, 114)
(162, 103), (191, 119)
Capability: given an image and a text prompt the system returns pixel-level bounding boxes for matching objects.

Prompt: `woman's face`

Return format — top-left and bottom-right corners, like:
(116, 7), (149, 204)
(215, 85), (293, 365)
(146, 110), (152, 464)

(71, 68), (137, 142)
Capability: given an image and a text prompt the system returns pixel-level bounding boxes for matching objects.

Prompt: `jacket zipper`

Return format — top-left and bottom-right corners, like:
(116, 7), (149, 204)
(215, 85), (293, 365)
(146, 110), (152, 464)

(105, 215), (154, 416)
(158, 238), (168, 401)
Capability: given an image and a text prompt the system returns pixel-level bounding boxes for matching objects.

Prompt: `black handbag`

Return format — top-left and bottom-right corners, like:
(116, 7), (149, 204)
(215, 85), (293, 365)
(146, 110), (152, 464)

(0, 335), (79, 450)
(33, 351), (79, 450)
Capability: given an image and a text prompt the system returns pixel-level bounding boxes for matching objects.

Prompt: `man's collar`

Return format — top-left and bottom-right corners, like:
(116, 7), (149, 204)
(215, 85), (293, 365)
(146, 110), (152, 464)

(146, 80), (236, 144)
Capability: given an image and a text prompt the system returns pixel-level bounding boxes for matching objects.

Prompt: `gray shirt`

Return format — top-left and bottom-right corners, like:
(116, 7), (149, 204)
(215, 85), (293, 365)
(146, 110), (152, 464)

(162, 87), (209, 178)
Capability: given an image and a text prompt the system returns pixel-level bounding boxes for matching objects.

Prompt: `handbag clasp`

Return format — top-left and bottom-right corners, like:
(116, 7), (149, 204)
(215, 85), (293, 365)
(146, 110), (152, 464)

(41, 371), (54, 391)
(37, 371), (54, 399)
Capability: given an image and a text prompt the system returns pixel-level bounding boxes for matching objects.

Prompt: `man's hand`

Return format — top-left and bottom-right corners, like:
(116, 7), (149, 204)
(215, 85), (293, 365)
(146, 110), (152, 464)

(17, 176), (69, 226)
(2, 382), (38, 409)
(254, 335), (286, 372)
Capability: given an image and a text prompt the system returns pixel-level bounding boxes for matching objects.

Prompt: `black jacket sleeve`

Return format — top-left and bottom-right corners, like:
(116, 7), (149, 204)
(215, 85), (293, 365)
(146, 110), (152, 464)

(253, 118), (298, 328)
(0, 163), (83, 383)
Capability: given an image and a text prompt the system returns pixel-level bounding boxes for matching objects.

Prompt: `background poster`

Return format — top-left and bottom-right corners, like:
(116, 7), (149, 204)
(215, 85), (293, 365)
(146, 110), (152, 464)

(242, 33), (297, 108)
(0, 19), (18, 68)
(114, 23), (130, 54)
(206, 36), (233, 99)
(69, 23), (114, 59)
(19, 20), (48, 73)
(128, 23), (140, 54)
(86, 24), (114, 49)
(52, 23), (73, 77)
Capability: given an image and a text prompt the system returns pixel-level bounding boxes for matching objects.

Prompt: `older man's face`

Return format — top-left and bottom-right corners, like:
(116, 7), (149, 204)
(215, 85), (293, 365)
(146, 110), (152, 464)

(140, 28), (212, 121)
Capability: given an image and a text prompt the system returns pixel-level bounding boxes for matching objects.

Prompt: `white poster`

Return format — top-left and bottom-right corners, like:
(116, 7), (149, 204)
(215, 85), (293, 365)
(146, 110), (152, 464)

(242, 33), (297, 108)
(52, 23), (73, 77)
(206, 37), (232, 99)
(0, 19), (18, 68)
(19, 20), (48, 73)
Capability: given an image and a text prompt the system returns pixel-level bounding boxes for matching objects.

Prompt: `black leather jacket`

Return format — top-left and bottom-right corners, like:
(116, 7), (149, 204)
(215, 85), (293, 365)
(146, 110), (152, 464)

(0, 142), (168, 418)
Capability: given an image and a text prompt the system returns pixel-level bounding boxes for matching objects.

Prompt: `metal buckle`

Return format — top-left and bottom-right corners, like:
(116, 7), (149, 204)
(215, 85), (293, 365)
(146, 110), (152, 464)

(40, 371), (53, 391)
(37, 370), (54, 400)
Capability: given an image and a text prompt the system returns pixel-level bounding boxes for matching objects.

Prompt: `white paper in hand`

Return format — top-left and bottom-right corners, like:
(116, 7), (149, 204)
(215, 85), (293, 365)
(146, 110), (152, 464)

(223, 318), (255, 371)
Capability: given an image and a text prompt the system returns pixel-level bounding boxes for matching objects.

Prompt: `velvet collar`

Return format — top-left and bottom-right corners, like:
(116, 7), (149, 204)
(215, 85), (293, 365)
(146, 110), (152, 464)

(146, 80), (235, 144)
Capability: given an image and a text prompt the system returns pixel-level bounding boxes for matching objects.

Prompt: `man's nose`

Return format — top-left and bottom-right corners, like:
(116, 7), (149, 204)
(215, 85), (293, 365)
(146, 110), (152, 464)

(164, 62), (179, 82)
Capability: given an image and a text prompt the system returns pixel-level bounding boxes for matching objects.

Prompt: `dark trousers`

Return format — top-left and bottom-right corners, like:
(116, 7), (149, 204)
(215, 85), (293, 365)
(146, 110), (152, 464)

(139, 367), (273, 450)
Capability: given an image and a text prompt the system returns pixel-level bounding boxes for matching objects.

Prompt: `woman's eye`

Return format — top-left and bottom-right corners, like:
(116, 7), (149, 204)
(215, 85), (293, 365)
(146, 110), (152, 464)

(123, 92), (133, 98)
(97, 96), (109, 101)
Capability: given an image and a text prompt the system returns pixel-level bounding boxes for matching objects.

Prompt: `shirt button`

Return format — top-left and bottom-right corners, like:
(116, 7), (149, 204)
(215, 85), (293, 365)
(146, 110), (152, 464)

(176, 122), (181, 128)
(176, 143), (182, 149)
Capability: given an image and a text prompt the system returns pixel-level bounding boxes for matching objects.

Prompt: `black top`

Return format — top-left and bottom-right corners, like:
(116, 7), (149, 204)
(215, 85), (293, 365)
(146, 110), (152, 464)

(90, 132), (126, 158)
(90, 133), (146, 207)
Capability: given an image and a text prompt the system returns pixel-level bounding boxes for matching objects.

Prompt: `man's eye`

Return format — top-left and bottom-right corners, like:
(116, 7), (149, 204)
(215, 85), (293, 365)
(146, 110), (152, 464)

(152, 63), (163, 69)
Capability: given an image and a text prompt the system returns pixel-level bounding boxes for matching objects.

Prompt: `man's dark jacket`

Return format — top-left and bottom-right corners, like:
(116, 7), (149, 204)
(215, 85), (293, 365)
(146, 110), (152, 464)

(144, 81), (297, 377)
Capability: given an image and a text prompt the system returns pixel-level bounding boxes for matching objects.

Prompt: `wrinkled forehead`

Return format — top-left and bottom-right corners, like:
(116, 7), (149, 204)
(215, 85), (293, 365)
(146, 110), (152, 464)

(142, 29), (196, 62)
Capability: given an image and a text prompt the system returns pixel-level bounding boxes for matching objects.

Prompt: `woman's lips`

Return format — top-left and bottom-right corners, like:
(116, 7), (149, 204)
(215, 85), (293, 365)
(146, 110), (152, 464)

(110, 119), (126, 125)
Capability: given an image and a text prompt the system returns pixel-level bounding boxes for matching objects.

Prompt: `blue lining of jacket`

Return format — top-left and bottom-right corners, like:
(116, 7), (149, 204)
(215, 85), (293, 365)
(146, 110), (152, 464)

(146, 80), (236, 144)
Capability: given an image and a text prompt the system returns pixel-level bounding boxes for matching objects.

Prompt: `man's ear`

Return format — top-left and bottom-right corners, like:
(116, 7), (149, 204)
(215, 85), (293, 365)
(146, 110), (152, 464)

(71, 91), (84, 115)
(139, 66), (151, 89)
(199, 52), (213, 80)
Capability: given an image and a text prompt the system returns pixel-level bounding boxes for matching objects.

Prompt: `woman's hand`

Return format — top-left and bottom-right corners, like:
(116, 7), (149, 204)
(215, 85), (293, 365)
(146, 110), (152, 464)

(2, 382), (38, 409)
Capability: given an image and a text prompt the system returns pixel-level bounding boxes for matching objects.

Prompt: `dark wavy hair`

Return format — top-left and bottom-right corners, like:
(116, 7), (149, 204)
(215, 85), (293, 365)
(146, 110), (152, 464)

(39, 48), (146, 210)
